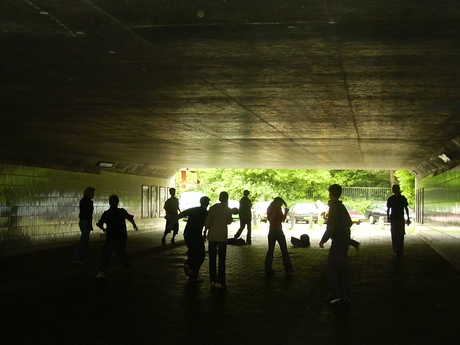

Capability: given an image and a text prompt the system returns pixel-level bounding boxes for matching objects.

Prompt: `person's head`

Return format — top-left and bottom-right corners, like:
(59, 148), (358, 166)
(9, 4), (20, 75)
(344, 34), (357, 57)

(328, 184), (342, 199)
(169, 188), (176, 197)
(219, 191), (229, 203)
(109, 194), (119, 207)
(84, 187), (95, 198)
(272, 196), (287, 208)
(392, 185), (401, 194)
(243, 190), (250, 197)
(200, 196), (210, 208)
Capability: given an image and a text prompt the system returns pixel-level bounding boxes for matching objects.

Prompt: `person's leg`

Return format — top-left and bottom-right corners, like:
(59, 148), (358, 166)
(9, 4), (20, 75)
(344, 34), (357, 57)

(217, 242), (228, 286)
(392, 220), (405, 255)
(187, 235), (204, 280)
(246, 219), (252, 244)
(327, 241), (349, 300)
(74, 220), (91, 261)
(114, 239), (132, 271)
(171, 221), (179, 244)
(349, 239), (360, 250)
(208, 242), (218, 284)
(264, 231), (276, 273)
(277, 230), (293, 272)
(161, 221), (170, 245)
(99, 240), (116, 274)
(234, 219), (245, 239)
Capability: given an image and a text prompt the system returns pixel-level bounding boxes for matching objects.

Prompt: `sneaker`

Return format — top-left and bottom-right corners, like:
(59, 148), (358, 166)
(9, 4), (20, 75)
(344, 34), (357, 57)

(171, 238), (175, 244)
(161, 237), (166, 245)
(189, 278), (204, 282)
(216, 283), (227, 289)
(96, 271), (106, 278)
(183, 264), (190, 277)
(210, 281), (218, 287)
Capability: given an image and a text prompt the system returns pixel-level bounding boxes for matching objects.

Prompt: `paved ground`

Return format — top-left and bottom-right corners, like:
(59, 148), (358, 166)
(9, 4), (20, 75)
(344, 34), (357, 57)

(1, 222), (459, 345)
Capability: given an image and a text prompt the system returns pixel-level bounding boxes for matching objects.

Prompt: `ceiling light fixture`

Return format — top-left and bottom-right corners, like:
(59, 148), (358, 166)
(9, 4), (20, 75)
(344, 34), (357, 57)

(97, 161), (115, 168)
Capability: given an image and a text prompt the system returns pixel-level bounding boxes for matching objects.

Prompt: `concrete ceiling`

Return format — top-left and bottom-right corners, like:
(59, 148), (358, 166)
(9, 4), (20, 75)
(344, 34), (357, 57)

(1, 0), (460, 177)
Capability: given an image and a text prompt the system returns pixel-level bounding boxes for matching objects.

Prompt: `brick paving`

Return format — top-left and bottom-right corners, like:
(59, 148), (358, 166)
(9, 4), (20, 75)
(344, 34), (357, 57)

(1, 222), (459, 345)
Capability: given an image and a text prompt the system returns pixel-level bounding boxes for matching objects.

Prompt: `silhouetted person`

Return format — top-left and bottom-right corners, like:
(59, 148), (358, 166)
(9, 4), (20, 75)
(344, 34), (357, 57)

(234, 190), (253, 244)
(177, 196), (210, 282)
(73, 187), (95, 263)
(162, 188), (180, 245)
(319, 184), (352, 304)
(205, 191), (233, 288)
(265, 197), (293, 275)
(95, 195), (138, 278)
(387, 185), (410, 256)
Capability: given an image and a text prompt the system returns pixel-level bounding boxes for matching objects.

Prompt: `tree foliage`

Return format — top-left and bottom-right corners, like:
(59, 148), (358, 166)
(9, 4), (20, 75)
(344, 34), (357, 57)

(176, 169), (402, 205)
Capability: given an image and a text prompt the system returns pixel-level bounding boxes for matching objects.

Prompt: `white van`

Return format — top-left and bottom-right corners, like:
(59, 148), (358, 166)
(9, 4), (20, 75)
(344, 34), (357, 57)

(179, 191), (207, 212)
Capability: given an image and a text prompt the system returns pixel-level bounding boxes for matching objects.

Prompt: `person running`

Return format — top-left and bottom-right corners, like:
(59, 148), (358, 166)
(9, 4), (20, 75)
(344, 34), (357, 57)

(161, 188), (181, 245)
(177, 196), (210, 282)
(234, 190), (253, 244)
(95, 195), (138, 278)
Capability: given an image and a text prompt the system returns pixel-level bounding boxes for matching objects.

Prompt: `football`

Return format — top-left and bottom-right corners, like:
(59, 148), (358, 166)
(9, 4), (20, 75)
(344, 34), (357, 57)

(231, 207), (239, 215)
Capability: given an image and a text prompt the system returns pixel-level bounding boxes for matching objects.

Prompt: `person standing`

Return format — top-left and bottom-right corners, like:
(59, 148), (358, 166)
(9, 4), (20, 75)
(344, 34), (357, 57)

(265, 197), (293, 275)
(162, 188), (181, 245)
(387, 185), (410, 256)
(205, 191), (233, 288)
(73, 187), (95, 263)
(234, 190), (253, 244)
(319, 184), (353, 304)
(95, 195), (138, 278)
(177, 196), (210, 282)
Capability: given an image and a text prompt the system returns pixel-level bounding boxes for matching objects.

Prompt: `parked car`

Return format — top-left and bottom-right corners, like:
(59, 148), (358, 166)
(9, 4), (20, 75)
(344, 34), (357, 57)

(322, 204), (365, 225)
(365, 201), (416, 224)
(286, 203), (319, 224)
(252, 201), (271, 222)
(344, 204), (366, 225)
(364, 201), (387, 224)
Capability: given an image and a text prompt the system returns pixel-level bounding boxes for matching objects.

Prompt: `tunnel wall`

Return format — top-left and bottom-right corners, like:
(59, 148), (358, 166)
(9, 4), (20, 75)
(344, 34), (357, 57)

(416, 166), (460, 271)
(0, 163), (174, 256)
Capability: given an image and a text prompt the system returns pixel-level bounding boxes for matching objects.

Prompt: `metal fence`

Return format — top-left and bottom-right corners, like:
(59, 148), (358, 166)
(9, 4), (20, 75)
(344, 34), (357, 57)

(342, 187), (391, 201)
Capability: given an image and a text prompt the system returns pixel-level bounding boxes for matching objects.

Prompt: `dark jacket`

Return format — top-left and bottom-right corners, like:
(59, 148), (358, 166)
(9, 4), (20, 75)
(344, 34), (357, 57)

(321, 200), (352, 243)
(97, 207), (134, 241)
(179, 206), (208, 236)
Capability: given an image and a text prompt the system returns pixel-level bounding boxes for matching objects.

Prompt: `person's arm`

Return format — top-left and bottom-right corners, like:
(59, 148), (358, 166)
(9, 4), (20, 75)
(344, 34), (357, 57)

(405, 206), (411, 225)
(203, 228), (208, 241)
(126, 212), (138, 231)
(281, 207), (289, 222)
(96, 213), (106, 231)
(177, 209), (189, 220)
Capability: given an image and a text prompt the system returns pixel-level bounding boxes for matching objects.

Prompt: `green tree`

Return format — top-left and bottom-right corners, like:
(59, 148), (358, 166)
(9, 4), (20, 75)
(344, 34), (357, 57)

(394, 170), (415, 206)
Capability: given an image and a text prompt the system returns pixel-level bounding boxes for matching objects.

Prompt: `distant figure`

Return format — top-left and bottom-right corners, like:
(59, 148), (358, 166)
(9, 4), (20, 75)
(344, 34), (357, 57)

(319, 184), (352, 304)
(387, 185), (410, 256)
(96, 195), (138, 278)
(162, 188), (181, 245)
(177, 196), (210, 282)
(234, 190), (253, 244)
(265, 197), (293, 275)
(73, 187), (95, 263)
(205, 191), (233, 288)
